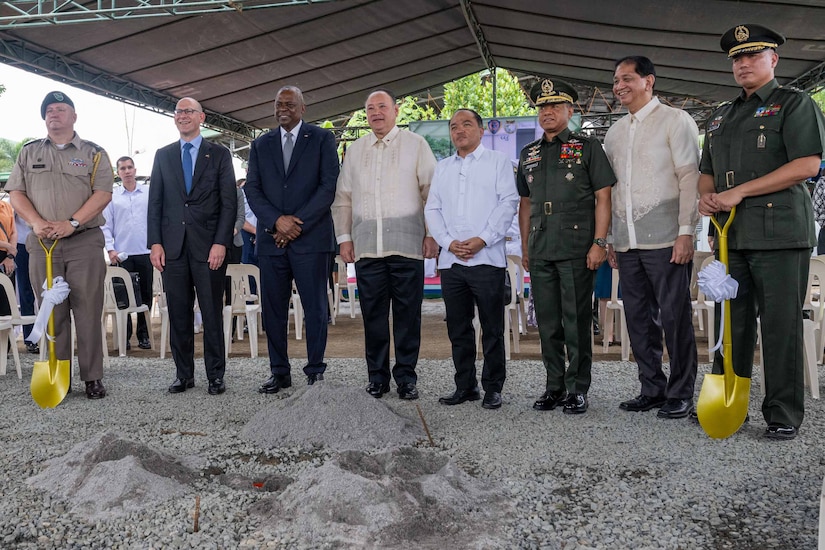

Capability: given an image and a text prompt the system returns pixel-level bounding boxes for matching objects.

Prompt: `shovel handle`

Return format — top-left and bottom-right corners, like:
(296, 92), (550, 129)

(709, 207), (736, 270)
(37, 238), (59, 357)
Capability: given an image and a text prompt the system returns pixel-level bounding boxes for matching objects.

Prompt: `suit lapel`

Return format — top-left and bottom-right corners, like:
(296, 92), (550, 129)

(191, 140), (210, 191)
(268, 131), (285, 177)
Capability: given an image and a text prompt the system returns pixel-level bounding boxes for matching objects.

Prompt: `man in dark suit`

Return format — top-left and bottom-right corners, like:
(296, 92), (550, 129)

(148, 97), (237, 396)
(244, 86), (339, 393)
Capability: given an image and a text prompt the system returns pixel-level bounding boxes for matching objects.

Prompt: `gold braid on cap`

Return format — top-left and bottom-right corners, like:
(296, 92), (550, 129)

(728, 41), (778, 57)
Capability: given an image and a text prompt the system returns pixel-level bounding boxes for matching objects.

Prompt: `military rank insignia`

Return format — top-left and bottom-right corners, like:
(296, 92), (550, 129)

(754, 104), (781, 117)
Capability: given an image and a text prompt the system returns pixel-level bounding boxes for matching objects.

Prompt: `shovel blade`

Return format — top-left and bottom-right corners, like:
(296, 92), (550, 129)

(30, 358), (71, 409)
(696, 373), (751, 439)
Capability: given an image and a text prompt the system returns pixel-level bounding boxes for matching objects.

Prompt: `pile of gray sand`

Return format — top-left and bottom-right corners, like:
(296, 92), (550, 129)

(250, 447), (508, 548)
(26, 432), (204, 520)
(241, 382), (425, 451)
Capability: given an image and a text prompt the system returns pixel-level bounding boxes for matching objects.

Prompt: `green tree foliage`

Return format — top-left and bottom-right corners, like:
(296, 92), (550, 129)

(442, 68), (532, 119)
(337, 95), (439, 153)
(0, 137), (34, 172)
(813, 88), (825, 113)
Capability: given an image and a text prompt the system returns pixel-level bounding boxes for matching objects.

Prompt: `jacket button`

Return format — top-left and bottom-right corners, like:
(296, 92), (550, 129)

(573, 224), (579, 229)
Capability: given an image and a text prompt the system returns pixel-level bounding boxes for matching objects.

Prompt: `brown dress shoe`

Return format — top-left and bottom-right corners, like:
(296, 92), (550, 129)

(85, 380), (106, 399)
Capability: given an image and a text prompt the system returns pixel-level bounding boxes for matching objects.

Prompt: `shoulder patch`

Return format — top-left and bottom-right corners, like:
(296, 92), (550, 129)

(83, 140), (105, 152)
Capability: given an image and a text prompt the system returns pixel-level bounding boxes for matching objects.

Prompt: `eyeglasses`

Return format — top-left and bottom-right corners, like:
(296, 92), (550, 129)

(174, 108), (201, 116)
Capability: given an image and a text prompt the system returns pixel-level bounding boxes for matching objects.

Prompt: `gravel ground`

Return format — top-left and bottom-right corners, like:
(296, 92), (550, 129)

(1, 345), (824, 549)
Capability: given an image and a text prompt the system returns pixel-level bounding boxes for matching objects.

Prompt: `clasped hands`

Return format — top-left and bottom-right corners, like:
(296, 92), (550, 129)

(273, 215), (303, 248)
(33, 219), (75, 241)
(699, 189), (742, 216)
(449, 237), (485, 261)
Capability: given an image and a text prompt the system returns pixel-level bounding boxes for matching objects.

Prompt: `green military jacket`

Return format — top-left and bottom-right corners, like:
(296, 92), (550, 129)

(700, 79), (825, 250)
(516, 128), (615, 261)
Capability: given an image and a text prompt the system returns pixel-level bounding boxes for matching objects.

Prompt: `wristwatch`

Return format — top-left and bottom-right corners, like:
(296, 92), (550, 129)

(69, 217), (80, 229)
(593, 238), (607, 249)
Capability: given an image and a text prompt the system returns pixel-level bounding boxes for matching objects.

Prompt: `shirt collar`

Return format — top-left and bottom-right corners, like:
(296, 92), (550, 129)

(632, 96), (660, 123)
(180, 134), (203, 150)
(368, 125), (400, 147)
(545, 128), (572, 144)
(454, 142), (486, 161)
(738, 79), (779, 103)
(280, 120), (303, 140)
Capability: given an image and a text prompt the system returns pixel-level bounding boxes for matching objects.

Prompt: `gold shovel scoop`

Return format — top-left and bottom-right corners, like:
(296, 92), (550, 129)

(696, 206), (751, 438)
(30, 239), (71, 409)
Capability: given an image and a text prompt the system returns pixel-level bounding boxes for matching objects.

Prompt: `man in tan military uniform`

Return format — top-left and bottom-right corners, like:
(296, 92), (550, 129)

(7, 91), (113, 399)
(517, 79), (615, 414)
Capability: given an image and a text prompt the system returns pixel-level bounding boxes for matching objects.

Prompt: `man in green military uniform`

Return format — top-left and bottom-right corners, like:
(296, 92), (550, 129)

(517, 78), (615, 414)
(699, 24), (825, 439)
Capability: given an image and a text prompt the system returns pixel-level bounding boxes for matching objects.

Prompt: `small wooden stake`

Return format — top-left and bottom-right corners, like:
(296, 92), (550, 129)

(415, 403), (435, 446)
(193, 495), (200, 532)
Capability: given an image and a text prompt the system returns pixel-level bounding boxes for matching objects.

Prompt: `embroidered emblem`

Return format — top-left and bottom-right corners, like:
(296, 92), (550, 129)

(734, 26), (749, 43)
(542, 79), (554, 95)
(707, 116), (723, 132)
(54, 92), (64, 101)
(753, 104), (781, 117)
(68, 158), (87, 168)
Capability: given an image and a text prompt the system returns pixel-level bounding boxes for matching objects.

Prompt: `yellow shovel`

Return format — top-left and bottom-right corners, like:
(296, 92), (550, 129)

(697, 206), (750, 438)
(30, 239), (70, 409)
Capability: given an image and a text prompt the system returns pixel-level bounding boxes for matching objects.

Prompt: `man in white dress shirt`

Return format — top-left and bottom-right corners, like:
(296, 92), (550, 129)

(425, 109), (518, 410)
(102, 156), (152, 350)
(603, 56), (700, 419)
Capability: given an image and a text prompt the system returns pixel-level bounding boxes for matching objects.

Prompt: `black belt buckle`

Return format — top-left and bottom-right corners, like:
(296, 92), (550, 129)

(544, 201), (552, 215)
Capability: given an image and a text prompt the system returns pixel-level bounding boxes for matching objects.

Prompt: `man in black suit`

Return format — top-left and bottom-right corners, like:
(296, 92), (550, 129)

(148, 97), (237, 396)
(244, 86), (339, 393)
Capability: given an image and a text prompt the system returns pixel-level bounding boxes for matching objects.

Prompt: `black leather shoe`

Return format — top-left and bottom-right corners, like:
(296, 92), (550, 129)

(85, 380), (106, 399)
(169, 378), (195, 394)
(438, 387), (481, 405)
(482, 391), (502, 409)
(657, 398), (692, 419)
(765, 423), (798, 440)
(397, 383), (419, 400)
(207, 378), (225, 395)
(533, 388), (568, 411)
(306, 373), (324, 385)
(563, 393), (588, 414)
(26, 342), (39, 354)
(138, 337), (151, 350)
(366, 382), (390, 398)
(259, 374), (292, 394)
(619, 394), (666, 412)
(126, 341), (131, 351)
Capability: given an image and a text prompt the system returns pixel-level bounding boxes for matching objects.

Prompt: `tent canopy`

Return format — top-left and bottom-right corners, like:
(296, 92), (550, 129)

(1, 0), (823, 140)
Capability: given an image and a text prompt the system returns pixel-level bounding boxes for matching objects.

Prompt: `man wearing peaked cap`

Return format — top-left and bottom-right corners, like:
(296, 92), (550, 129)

(720, 23), (785, 58)
(6, 91), (113, 400)
(517, 77), (615, 415)
(698, 24), (825, 440)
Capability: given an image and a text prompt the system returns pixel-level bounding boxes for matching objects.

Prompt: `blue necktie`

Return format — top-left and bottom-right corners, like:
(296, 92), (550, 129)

(283, 132), (294, 174)
(182, 142), (193, 194)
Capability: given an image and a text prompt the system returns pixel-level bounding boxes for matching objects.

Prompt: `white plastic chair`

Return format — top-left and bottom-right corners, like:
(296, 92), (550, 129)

(603, 269), (629, 361)
(0, 316), (19, 378)
(334, 255), (357, 319)
(507, 254), (527, 335)
(223, 264), (262, 358)
(103, 266), (153, 357)
(0, 272), (35, 377)
(805, 257), (825, 365)
(692, 255), (716, 362)
(473, 260), (521, 360)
